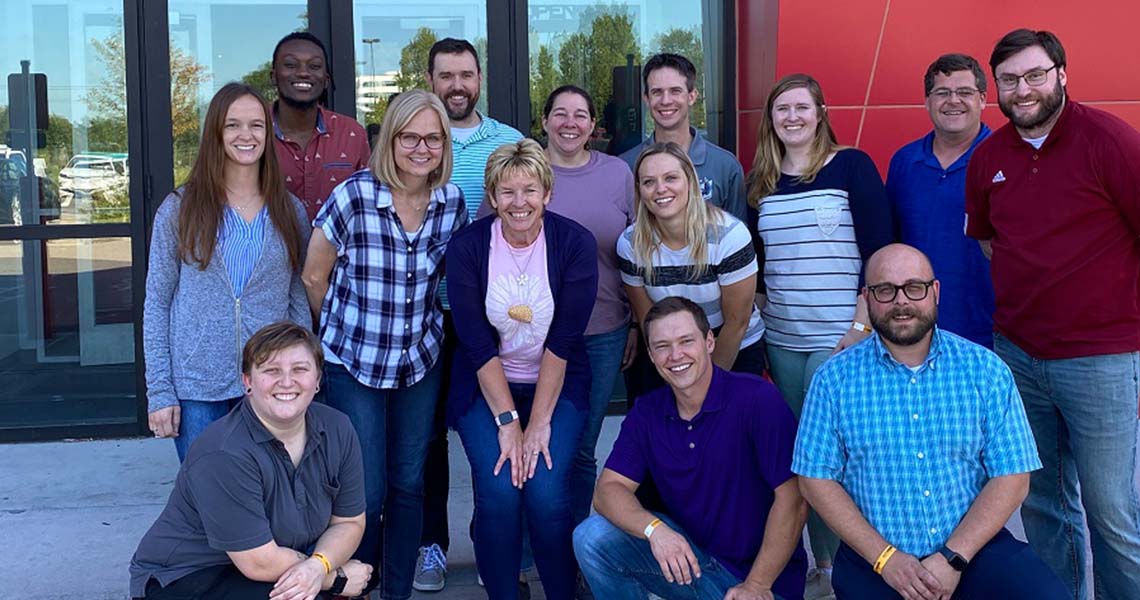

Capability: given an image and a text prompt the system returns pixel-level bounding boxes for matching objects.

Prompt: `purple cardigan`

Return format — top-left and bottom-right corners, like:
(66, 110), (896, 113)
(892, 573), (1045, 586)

(445, 211), (599, 426)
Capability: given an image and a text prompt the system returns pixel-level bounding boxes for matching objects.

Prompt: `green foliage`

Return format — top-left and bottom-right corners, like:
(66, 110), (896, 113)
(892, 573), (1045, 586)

(241, 60), (278, 103)
(529, 45), (560, 138)
(393, 28), (438, 92)
(364, 96), (389, 126)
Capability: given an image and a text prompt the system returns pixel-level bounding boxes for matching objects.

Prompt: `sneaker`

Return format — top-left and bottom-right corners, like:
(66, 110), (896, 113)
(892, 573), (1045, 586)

(412, 544), (447, 592)
(805, 567), (835, 600)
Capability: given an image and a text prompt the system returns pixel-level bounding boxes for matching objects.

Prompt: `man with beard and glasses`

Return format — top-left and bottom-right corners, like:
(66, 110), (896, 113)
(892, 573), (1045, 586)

(270, 32), (370, 221)
(793, 244), (1067, 600)
(414, 36), (524, 595)
(965, 28), (1140, 600)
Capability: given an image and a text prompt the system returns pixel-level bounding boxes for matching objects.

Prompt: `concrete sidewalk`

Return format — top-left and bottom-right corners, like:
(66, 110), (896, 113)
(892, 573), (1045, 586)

(0, 417), (622, 600)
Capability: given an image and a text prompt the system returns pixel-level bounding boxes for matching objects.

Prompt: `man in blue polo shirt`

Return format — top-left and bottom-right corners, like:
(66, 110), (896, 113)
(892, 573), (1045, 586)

(794, 244), (1066, 600)
(886, 53), (994, 347)
(620, 53), (746, 222)
(414, 37), (524, 593)
(574, 296), (807, 600)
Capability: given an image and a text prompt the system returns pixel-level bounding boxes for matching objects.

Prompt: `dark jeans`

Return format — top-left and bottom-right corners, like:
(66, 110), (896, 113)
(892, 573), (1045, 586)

(571, 324), (630, 525)
(456, 384), (585, 600)
(420, 312), (456, 553)
(324, 361), (442, 600)
(140, 564), (334, 600)
(832, 529), (1068, 599)
(173, 397), (242, 462)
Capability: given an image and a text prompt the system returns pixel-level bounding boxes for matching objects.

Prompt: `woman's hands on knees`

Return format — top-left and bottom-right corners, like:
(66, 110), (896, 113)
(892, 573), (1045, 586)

(522, 420), (553, 481)
(495, 420), (525, 489)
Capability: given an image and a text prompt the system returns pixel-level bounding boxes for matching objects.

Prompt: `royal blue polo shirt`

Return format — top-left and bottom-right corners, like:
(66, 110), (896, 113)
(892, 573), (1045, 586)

(605, 366), (807, 599)
(887, 125), (995, 347)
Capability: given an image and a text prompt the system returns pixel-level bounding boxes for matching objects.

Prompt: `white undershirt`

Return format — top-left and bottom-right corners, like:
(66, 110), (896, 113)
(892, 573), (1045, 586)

(1022, 134), (1048, 149)
(451, 124), (479, 143)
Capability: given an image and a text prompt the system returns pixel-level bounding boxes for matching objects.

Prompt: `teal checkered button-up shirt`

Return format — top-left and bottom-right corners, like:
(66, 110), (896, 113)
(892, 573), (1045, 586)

(792, 328), (1041, 556)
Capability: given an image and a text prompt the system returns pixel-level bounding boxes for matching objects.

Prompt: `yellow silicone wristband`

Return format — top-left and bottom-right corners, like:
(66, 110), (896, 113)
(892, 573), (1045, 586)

(873, 545), (897, 575)
(311, 552), (332, 575)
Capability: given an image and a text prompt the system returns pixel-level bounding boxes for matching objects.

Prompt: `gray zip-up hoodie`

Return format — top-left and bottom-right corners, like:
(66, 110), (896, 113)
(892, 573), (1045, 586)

(143, 190), (310, 412)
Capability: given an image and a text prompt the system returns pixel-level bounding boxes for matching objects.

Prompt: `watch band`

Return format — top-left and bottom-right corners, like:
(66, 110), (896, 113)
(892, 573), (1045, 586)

(495, 409), (519, 427)
(937, 545), (968, 572)
(329, 566), (348, 595)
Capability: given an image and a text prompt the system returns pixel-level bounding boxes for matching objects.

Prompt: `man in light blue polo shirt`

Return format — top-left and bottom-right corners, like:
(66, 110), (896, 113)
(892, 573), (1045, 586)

(886, 53), (994, 347)
(415, 36), (523, 594)
(620, 53), (746, 222)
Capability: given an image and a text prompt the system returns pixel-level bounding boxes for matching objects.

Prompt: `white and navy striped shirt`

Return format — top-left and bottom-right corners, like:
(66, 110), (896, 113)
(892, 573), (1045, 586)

(314, 173), (469, 389)
(617, 215), (765, 349)
(757, 149), (893, 351)
(219, 205), (267, 298)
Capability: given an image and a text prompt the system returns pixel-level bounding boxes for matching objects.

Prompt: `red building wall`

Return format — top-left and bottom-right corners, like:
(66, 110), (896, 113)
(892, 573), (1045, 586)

(736, 0), (1140, 176)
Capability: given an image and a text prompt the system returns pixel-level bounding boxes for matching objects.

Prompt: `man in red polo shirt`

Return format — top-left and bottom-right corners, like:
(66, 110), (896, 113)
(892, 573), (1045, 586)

(270, 32), (371, 221)
(965, 28), (1140, 600)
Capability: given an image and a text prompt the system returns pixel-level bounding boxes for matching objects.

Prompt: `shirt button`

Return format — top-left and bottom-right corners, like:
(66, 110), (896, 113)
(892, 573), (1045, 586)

(910, 378), (916, 384)
(1033, 154), (1039, 160)
(913, 413), (919, 420)
(924, 490), (931, 497)
(407, 247), (413, 253)
(406, 298), (411, 304)
(930, 528), (937, 535)
(917, 452), (925, 459)
(687, 425), (692, 431)
(688, 442), (695, 449)
(1032, 167), (1039, 174)
(402, 349), (408, 354)
(407, 272), (412, 278)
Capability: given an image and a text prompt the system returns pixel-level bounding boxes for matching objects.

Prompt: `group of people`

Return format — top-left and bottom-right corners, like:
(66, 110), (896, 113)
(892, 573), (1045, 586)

(127, 25), (1139, 600)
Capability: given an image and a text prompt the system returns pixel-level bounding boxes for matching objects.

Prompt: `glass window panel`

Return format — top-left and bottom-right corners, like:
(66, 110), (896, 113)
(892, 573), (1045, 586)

(0, 1), (130, 225)
(352, 1), (489, 126)
(528, 1), (722, 152)
(0, 237), (136, 429)
(168, 0), (308, 184)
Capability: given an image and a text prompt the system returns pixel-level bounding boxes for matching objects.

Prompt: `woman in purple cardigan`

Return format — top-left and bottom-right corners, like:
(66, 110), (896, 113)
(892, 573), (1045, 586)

(445, 139), (598, 600)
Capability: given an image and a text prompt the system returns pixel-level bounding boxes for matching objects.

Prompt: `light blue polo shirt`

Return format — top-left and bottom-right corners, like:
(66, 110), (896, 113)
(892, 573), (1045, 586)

(620, 127), (747, 222)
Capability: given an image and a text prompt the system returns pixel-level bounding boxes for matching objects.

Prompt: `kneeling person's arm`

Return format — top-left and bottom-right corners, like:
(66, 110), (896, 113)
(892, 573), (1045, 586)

(738, 477), (807, 593)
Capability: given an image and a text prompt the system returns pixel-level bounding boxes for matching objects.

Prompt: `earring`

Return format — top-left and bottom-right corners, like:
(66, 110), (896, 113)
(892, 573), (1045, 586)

(315, 385), (320, 393)
(245, 387), (252, 395)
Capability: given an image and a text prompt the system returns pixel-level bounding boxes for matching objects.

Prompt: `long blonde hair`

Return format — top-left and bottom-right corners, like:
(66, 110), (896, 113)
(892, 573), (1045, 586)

(631, 142), (723, 285)
(747, 74), (843, 207)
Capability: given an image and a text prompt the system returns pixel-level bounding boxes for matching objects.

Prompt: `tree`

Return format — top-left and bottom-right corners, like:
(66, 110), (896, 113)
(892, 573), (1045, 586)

(241, 60), (277, 102)
(555, 11), (639, 125)
(652, 27), (706, 129)
(529, 44), (560, 137)
(393, 28), (438, 92)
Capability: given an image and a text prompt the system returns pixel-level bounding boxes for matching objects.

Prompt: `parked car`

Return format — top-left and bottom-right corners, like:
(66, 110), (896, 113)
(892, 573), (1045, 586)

(0, 145), (56, 225)
(58, 153), (128, 207)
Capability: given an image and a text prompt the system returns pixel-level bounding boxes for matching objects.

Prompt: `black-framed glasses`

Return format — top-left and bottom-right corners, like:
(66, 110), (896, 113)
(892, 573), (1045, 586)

(867, 280), (935, 303)
(396, 132), (446, 150)
(929, 87), (980, 101)
(996, 65), (1057, 91)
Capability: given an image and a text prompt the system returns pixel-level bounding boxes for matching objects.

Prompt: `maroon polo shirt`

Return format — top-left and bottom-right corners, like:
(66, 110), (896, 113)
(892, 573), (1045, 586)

(965, 99), (1140, 359)
(273, 105), (371, 221)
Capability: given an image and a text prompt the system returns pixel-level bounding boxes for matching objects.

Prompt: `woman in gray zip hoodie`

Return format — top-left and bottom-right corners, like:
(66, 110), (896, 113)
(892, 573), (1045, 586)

(144, 83), (310, 461)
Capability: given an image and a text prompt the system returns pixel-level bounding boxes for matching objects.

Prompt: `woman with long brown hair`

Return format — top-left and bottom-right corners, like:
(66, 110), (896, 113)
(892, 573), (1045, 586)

(748, 73), (893, 590)
(144, 82), (310, 462)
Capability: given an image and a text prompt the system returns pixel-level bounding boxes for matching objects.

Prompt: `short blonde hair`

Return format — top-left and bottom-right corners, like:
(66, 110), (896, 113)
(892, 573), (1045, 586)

(483, 139), (553, 208)
(369, 89), (452, 191)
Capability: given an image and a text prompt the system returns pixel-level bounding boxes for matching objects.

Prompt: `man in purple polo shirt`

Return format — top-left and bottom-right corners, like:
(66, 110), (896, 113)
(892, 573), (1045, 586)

(574, 296), (807, 600)
(965, 28), (1140, 600)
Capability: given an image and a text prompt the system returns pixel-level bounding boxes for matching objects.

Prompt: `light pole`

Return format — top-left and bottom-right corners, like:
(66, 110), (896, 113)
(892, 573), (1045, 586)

(362, 37), (380, 84)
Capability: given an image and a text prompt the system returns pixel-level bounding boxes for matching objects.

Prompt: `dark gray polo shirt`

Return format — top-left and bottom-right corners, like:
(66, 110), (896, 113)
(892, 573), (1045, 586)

(128, 400), (365, 597)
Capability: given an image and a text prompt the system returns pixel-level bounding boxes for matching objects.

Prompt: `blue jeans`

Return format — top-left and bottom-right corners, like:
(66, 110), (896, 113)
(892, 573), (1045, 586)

(993, 334), (1140, 600)
(832, 529), (1068, 599)
(766, 345), (837, 565)
(174, 397), (242, 462)
(572, 325), (629, 525)
(324, 361), (441, 600)
(573, 513), (777, 600)
(456, 384), (585, 600)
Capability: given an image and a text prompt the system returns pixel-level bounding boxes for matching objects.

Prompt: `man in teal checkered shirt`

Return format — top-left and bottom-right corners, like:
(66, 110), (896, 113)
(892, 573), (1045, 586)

(793, 244), (1066, 600)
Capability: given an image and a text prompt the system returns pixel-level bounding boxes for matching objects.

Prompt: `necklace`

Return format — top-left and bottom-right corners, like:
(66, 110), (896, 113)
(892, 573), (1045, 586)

(506, 240), (537, 287)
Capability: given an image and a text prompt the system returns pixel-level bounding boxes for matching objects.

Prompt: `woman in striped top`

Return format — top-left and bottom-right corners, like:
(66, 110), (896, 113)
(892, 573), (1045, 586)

(748, 73), (893, 585)
(617, 141), (766, 396)
(143, 83), (310, 462)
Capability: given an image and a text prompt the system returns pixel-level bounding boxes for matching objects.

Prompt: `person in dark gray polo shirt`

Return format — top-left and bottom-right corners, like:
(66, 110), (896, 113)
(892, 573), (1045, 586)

(619, 53), (747, 222)
(130, 323), (371, 600)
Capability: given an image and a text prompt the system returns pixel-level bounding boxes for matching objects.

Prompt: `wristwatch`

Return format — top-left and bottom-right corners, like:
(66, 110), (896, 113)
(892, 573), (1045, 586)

(937, 545), (968, 572)
(495, 410), (519, 427)
(329, 566), (348, 595)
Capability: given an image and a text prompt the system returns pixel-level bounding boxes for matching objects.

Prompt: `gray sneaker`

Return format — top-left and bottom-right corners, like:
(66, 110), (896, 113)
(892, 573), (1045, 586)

(412, 543), (447, 592)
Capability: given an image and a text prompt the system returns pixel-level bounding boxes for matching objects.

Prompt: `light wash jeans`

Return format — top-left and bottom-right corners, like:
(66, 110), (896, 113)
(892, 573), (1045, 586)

(994, 333), (1140, 600)
(173, 397), (242, 461)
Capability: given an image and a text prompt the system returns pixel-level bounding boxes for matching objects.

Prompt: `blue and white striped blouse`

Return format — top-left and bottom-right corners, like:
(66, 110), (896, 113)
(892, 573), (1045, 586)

(219, 205), (267, 297)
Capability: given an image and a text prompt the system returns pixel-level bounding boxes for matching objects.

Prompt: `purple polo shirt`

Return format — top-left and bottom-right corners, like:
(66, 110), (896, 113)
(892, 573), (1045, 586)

(605, 366), (807, 599)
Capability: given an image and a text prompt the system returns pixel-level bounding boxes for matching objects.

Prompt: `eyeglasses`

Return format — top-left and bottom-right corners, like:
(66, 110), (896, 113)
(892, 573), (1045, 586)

(929, 87), (980, 101)
(996, 65), (1057, 91)
(396, 132), (446, 150)
(867, 280), (935, 303)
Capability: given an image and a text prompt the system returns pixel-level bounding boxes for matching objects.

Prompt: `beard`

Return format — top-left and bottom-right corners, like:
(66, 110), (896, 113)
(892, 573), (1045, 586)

(443, 90), (477, 121)
(279, 93), (320, 111)
(871, 305), (937, 347)
(999, 79), (1064, 131)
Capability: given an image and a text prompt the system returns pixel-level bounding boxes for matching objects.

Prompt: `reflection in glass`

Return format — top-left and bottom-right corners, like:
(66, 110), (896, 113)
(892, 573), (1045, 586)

(0, 1), (131, 224)
(352, 1), (489, 125)
(167, 1), (307, 184)
(0, 237), (136, 429)
(527, 1), (721, 151)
